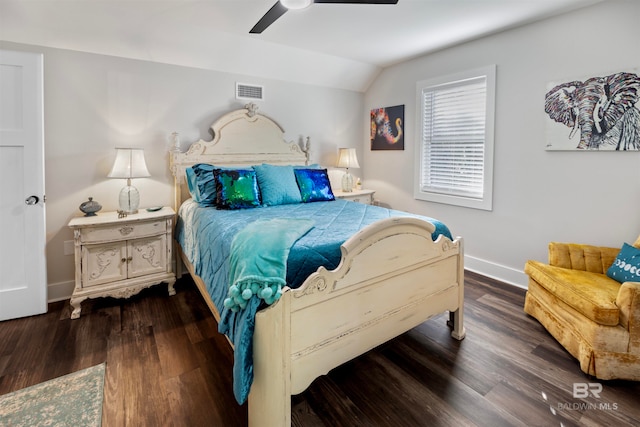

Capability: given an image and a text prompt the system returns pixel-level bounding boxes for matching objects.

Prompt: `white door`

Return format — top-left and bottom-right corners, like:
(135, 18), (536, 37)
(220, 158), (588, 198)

(0, 49), (47, 321)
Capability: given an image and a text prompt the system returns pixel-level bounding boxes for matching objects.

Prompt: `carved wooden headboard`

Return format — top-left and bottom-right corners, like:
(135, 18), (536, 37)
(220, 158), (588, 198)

(170, 103), (310, 210)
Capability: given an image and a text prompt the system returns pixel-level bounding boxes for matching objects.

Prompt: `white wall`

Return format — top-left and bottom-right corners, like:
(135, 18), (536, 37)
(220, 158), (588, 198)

(364, 0), (640, 287)
(0, 41), (363, 300)
(4, 0), (638, 300)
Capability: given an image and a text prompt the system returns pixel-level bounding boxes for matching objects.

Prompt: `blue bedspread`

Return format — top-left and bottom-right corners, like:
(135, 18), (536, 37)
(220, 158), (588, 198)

(175, 198), (452, 403)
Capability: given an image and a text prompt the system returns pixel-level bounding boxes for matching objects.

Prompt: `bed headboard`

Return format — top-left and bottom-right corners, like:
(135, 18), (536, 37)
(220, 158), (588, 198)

(170, 103), (310, 209)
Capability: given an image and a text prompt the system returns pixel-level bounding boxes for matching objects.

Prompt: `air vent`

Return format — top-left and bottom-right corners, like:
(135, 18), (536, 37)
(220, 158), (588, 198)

(236, 83), (264, 101)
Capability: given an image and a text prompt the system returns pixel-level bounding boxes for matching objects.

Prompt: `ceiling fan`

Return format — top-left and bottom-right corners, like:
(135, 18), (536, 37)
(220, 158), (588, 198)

(250, 0), (399, 34)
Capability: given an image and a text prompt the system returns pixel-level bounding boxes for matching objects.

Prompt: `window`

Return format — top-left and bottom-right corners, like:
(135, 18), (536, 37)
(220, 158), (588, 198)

(415, 65), (495, 210)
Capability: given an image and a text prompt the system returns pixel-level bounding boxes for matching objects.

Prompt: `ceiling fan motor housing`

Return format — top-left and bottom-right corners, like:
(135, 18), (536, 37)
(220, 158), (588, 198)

(280, 0), (312, 9)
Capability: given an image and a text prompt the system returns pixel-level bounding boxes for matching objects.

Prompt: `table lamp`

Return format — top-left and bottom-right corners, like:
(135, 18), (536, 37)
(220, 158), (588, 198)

(336, 148), (360, 192)
(107, 148), (150, 214)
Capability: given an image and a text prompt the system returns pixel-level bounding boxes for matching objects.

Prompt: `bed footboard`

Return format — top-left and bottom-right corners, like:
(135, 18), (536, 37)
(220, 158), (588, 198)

(249, 217), (464, 427)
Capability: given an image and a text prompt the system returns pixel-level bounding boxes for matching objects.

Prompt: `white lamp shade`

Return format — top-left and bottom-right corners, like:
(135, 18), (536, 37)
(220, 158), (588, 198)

(336, 148), (360, 169)
(281, 0), (312, 9)
(107, 148), (150, 179)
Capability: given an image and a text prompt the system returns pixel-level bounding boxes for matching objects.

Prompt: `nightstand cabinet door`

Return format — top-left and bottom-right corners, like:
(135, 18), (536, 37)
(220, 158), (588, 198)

(82, 244), (128, 287)
(128, 235), (167, 279)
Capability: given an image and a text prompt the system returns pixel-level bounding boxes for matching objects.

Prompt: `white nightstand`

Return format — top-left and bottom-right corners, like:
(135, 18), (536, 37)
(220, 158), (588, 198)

(68, 207), (176, 319)
(334, 189), (376, 205)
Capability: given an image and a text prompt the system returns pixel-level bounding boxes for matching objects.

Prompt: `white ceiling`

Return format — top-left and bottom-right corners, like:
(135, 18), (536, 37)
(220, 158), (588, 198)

(0, 0), (603, 92)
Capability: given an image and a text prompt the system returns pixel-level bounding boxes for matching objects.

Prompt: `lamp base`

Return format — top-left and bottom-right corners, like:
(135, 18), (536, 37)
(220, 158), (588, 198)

(341, 171), (353, 192)
(119, 184), (140, 214)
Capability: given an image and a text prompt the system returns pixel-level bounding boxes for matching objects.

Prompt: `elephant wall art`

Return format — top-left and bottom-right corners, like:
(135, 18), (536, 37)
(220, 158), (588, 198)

(545, 71), (640, 150)
(371, 105), (404, 150)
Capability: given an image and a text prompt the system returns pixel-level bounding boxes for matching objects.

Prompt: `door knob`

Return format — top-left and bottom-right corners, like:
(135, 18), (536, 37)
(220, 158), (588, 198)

(25, 196), (39, 205)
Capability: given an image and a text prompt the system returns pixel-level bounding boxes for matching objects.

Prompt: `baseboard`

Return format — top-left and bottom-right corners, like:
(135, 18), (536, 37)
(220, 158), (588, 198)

(464, 255), (528, 290)
(48, 280), (74, 303)
(48, 257), (526, 302)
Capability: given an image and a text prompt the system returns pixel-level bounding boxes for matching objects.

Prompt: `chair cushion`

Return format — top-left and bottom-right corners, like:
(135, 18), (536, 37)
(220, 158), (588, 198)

(548, 242), (619, 274)
(525, 260), (620, 326)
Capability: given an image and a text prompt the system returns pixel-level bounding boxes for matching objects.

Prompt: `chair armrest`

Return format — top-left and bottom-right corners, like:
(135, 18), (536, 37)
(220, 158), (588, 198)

(616, 281), (640, 353)
(548, 242), (620, 274)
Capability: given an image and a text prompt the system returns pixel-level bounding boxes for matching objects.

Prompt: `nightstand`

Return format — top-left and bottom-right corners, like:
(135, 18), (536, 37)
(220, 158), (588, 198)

(334, 189), (376, 205)
(68, 207), (176, 319)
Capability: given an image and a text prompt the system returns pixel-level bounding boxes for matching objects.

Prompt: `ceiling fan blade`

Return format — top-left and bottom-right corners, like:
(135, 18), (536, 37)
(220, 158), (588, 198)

(250, 2), (288, 34)
(313, 0), (399, 4)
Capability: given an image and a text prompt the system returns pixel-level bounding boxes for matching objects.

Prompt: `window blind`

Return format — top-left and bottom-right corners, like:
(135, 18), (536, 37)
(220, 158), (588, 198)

(421, 76), (487, 199)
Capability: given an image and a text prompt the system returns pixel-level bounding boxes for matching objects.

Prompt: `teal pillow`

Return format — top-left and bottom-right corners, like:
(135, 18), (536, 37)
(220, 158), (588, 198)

(294, 168), (335, 203)
(213, 169), (261, 210)
(253, 164), (302, 206)
(185, 167), (200, 200)
(606, 243), (640, 283)
(186, 163), (218, 206)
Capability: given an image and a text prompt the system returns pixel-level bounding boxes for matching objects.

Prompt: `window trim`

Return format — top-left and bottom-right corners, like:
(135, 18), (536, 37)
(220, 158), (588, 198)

(414, 65), (496, 211)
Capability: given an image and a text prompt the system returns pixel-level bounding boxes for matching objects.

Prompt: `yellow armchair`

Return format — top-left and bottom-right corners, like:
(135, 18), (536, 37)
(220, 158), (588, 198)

(524, 237), (640, 381)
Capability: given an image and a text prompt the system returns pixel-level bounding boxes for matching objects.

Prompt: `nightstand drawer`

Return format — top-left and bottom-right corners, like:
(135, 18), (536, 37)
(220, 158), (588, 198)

(348, 196), (369, 204)
(80, 220), (167, 243)
(334, 189), (375, 205)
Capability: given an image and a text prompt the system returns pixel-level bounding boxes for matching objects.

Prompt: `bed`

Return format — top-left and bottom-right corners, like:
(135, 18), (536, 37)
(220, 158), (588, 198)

(170, 103), (465, 426)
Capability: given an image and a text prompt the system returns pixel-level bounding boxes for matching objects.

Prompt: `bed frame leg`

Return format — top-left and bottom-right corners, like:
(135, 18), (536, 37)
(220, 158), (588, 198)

(449, 238), (466, 340)
(448, 309), (466, 340)
(248, 294), (292, 427)
(248, 382), (290, 427)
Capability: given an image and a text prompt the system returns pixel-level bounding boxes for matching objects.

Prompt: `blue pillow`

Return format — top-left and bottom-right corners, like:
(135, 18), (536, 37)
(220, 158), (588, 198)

(253, 164), (302, 206)
(186, 163), (218, 206)
(606, 243), (640, 283)
(213, 169), (261, 210)
(294, 168), (335, 203)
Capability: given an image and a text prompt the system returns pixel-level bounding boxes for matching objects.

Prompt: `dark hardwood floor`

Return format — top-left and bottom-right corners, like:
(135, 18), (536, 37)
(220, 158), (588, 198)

(1, 271), (639, 426)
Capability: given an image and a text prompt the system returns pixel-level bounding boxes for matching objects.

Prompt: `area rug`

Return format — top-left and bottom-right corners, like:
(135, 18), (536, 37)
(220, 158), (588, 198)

(0, 363), (105, 427)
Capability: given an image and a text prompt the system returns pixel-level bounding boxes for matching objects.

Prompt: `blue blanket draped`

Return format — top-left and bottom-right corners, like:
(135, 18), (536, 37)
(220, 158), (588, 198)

(218, 218), (315, 404)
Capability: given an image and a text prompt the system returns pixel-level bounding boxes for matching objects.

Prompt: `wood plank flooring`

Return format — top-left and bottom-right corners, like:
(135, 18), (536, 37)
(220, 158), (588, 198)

(1, 271), (639, 426)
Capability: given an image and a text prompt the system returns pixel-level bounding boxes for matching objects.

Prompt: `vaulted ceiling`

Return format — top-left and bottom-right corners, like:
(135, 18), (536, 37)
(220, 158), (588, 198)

(0, 0), (602, 92)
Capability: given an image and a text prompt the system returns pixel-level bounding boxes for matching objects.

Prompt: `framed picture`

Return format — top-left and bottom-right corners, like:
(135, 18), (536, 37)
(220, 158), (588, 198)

(371, 105), (404, 150)
(545, 70), (640, 151)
